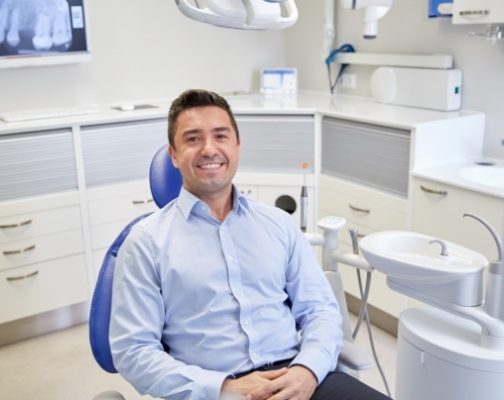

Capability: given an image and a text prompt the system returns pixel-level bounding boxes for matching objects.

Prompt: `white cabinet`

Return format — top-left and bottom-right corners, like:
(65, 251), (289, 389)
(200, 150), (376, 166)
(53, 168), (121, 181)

(0, 193), (88, 324)
(86, 179), (158, 280)
(412, 177), (504, 261)
(319, 117), (411, 318)
(319, 175), (408, 318)
(235, 114), (317, 230)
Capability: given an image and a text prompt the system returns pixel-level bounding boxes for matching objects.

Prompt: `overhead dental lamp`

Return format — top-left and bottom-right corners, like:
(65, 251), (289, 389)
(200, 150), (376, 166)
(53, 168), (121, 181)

(175, 0), (298, 30)
(341, 0), (394, 39)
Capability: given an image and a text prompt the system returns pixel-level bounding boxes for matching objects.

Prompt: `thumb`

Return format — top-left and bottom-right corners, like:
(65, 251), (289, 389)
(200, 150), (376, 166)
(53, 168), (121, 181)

(257, 367), (288, 379)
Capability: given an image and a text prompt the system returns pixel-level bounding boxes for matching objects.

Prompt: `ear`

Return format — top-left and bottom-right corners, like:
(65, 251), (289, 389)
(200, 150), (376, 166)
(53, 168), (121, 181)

(168, 145), (179, 168)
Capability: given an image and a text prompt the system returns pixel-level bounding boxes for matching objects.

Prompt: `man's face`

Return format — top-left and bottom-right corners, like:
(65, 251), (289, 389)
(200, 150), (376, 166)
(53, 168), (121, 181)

(169, 106), (240, 199)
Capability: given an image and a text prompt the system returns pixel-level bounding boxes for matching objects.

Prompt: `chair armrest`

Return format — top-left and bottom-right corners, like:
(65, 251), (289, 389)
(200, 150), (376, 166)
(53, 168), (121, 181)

(338, 339), (374, 371)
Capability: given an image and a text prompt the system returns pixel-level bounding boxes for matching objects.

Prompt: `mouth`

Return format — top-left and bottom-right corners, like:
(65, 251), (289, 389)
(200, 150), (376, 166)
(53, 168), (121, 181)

(196, 161), (225, 170)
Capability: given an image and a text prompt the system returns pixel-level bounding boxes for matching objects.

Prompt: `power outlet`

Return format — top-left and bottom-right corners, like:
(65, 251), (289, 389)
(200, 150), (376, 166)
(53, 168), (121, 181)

(339, 73), (357, 89)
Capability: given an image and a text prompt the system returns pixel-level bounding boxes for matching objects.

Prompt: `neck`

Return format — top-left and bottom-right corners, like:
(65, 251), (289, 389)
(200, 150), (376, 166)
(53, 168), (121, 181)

(197, 186), (234, 222)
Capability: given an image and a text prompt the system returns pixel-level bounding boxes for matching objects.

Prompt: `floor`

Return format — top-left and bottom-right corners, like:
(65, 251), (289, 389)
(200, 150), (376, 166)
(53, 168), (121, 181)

(0, 314), (397, 400)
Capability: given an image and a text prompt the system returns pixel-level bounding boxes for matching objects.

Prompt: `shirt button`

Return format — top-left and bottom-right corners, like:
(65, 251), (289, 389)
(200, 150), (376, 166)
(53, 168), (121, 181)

(228, 256), (233, 261)
(243, 319), (249, 325)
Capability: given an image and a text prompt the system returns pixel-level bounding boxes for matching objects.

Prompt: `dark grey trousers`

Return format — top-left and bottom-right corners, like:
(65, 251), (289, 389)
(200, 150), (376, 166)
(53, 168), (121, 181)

(236, 359), (391, 400)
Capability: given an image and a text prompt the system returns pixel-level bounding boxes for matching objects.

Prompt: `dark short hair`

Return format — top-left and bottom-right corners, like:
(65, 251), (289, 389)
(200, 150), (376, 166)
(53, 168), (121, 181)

(168, 89), (240, 148)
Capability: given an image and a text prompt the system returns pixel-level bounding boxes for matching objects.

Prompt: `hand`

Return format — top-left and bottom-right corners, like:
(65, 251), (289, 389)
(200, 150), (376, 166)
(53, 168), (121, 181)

(0, 0), (72, 51)
(221, 368), (289, 399)
(246, 365), (318, 400)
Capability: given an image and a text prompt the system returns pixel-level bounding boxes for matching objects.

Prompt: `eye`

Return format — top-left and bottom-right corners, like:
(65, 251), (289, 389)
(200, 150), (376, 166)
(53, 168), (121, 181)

(186, 135), (200, 143)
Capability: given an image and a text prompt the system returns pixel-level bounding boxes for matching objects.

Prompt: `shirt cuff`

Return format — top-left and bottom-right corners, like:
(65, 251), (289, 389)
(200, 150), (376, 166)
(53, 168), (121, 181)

(193, 369), (232, 400)
(289, 347), (334, 385)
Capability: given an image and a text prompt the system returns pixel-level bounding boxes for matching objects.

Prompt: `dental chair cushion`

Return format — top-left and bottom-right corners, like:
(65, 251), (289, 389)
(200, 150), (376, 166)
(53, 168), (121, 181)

(149, 145), (183, 208)
(89, 213), (152, 373)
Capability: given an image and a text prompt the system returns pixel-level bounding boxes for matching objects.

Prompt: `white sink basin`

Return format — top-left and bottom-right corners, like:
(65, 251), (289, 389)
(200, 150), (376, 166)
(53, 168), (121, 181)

(459, 165), (504, 189)
(359, 231), (487, 306)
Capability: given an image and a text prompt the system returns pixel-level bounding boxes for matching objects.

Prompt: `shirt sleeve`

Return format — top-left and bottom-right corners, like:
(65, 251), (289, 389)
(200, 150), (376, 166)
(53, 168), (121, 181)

(109, 224), (229, 400)
(283, 217), (344, 384)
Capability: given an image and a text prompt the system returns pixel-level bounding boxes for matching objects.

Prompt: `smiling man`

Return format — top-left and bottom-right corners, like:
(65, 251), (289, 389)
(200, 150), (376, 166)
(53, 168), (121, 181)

(109, 89), (391, 400)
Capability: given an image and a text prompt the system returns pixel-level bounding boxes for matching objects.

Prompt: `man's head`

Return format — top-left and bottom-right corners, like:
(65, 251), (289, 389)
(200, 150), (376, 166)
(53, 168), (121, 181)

(168, 89), (239, 149)
(168, 89), (240, 200)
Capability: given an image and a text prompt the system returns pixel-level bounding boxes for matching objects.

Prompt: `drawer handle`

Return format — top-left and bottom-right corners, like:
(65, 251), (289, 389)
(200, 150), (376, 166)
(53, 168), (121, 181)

(459, 10), (489, 17)
(132, 199), (154, 205)
(348, 204), (370, 214)
(6, 270), (39, 282)
(0, 219), (33, 229)
(3, 244), (36, 256)
(420, 185), (448, 196)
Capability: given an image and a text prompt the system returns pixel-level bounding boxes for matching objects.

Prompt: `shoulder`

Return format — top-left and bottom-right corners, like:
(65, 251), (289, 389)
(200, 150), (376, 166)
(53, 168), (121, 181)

(122, 199), (179, 246)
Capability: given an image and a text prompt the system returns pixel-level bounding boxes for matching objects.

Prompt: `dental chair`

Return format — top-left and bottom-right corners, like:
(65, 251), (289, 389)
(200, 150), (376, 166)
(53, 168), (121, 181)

(89, 145), (373, 398)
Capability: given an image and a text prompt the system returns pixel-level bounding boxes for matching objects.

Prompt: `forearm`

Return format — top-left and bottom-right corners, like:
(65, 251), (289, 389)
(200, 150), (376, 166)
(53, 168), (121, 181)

(112, 340), (228, 400)
(292, 308), (343, 384)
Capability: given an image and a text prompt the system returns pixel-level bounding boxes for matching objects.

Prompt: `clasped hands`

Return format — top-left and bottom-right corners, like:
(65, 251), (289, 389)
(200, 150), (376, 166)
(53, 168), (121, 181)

(221, 365), (317, 400)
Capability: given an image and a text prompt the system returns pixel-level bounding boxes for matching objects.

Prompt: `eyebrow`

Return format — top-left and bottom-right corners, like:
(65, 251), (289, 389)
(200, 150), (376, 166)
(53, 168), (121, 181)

(181, 126), (231, 136)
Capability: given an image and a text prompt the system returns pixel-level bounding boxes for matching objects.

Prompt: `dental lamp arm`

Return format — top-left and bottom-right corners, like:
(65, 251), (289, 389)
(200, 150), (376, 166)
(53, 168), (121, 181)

(341, 0), (394, 39)
(175, 0), (298, 30)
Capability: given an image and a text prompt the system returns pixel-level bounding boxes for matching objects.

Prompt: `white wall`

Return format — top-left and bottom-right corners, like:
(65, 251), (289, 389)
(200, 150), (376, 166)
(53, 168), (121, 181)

(0, 0), (286, 111)
(285, 0), (504, 159)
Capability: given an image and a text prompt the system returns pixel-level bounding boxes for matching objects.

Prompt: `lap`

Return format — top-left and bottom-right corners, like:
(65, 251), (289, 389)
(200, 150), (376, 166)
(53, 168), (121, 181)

(312, 371), (391, 400)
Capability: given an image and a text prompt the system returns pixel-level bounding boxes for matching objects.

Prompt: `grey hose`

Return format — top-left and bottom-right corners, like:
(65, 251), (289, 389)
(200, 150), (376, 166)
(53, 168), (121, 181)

(348, 228), (391, 397)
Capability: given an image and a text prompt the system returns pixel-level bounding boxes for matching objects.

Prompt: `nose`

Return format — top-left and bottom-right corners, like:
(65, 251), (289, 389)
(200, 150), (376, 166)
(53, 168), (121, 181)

(200, 137), (218, 156)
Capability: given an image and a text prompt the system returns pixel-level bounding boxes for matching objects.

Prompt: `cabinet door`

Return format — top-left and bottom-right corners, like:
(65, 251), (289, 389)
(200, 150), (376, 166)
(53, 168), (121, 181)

(412, 178), (504, 261)
(81, 119), (167, 187)
(322, 117), (410, 197)
(235, 115), (315, 174)
(0, 254), (88, 324)
(0, 129), (77, 201)
(319, 175), (408, 317)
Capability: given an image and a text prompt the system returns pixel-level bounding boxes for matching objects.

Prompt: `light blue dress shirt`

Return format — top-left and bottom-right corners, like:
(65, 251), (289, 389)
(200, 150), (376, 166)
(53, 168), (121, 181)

(110, 186), (343, 400)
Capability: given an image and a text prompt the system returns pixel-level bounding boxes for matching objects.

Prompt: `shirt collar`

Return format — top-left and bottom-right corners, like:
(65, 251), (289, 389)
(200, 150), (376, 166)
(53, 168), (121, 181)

(176, 185), (250, 221)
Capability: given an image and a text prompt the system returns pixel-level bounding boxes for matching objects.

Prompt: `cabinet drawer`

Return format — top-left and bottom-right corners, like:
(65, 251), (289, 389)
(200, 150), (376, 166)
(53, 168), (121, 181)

(88, 194), (157, 226)
(412, 178), (504, 260)
(87, 180), (159, 225)
(0, 229), (84, 271)
(318, 210), (407, 318)
(0, 255), (88, 324)
(0, 206), (81, 244)
(319, 174), (406, 232)
(90, 219), (139, 250)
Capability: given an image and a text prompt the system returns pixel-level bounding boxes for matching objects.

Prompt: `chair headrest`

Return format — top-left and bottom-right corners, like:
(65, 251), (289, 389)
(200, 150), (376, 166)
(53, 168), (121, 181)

(149, 145), (183, 208)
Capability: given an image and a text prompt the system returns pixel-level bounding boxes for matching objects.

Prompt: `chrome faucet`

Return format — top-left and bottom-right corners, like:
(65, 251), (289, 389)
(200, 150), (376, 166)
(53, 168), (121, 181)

(429, 239), (448, 256)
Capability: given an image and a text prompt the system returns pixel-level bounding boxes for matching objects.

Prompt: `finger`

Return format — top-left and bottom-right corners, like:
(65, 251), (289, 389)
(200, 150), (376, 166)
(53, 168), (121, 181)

(257, 367), (288, 379)
(247, 377), (288, 400)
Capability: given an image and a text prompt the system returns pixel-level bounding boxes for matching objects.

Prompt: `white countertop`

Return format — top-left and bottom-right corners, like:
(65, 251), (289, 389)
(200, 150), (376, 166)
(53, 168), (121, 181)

(413, 159), (504, 199)
(0, 91), (481, 135)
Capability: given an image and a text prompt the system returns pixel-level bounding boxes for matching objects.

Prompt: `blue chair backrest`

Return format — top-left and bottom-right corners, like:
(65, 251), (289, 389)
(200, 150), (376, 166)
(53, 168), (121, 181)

(89, 145), (182, 373)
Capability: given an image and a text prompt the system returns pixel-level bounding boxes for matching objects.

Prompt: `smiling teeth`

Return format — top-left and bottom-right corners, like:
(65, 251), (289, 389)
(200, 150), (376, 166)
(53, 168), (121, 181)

(199, 163), (221, 169)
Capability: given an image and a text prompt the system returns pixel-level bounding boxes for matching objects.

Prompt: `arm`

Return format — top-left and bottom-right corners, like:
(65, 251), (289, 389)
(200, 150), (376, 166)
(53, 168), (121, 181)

(109, 225), (228, 400)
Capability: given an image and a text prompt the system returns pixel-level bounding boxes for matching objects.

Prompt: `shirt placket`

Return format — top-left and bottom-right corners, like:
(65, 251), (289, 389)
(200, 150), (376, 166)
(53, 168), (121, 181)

(218, 220), (261, 366)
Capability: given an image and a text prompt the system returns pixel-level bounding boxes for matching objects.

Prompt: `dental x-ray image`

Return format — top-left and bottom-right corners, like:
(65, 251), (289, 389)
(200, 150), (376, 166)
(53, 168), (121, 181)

(0, 0), (86, 55)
